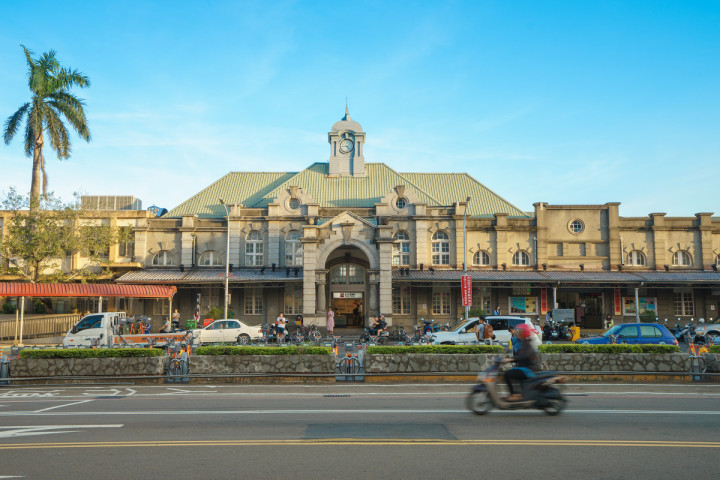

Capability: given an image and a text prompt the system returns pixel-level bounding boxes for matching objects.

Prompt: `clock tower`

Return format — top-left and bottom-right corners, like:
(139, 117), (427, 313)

(328, 106), (366, 176)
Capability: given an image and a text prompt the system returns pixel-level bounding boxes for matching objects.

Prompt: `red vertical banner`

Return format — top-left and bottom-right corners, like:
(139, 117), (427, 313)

(540, 287), (548, 315)
(461, 275), (472, 307)
(614, 288), (622, 315)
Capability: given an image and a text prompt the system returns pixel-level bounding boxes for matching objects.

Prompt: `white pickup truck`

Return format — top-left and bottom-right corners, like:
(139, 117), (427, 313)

(63, 312), (190, 348)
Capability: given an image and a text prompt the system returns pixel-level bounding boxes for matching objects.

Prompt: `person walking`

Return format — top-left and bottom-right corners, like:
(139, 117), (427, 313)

(475, 317), (486, 344)
(326, 307), (335, 336)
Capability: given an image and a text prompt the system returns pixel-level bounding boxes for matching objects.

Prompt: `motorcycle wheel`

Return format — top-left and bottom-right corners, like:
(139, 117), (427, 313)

(466, 391), (492, 415)
(542, 398), (567, 416)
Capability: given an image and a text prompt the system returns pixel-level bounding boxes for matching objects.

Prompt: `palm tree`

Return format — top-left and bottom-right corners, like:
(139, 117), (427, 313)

(3, 45), (91, 208)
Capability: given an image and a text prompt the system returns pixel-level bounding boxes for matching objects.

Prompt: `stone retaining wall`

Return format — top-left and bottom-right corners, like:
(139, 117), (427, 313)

(190, 355), (335, 374)
(11, 357), (166, 377)
(366, 353), (713, 374)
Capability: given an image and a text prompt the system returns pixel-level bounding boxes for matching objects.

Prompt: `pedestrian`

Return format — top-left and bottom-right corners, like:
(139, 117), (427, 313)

(604, 314), (614, 330)
(475, 317), (486, 344)
(172, 308), (181, 330)
(352, 303), (360, 326)
(326, 307), (335, 335)
(507, 325), (521, 355)
(493, 306), (501, 316)
(229, 306), (235, 319)
(276, 312), (286, 340)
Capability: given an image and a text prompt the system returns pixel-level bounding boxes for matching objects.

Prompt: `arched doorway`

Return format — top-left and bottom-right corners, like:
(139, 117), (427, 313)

(325, 246), (369, 328)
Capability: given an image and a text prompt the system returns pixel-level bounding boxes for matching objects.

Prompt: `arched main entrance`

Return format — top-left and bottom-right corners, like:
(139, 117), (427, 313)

(325, 246), (370, 328)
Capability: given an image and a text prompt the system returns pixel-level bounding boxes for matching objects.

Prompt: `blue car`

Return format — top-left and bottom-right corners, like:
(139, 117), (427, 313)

(575, 323), (678, 345)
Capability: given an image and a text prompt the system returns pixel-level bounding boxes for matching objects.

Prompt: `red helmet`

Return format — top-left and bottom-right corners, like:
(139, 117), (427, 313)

(516, 323), (533, 340)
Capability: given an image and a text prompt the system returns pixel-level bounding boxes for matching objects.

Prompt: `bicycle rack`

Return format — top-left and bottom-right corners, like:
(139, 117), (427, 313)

(689, 354), (707, 382)
(336, 344), (365, 382)
(0, 356), (10, 385)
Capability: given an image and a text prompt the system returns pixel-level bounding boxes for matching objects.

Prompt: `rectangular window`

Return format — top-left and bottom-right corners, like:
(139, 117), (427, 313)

(472, 287), (492, 314)
(284, 284), (303, 315)
(392, 243), (410, 265)
(673, 291), (694, 316)
(118, 227), (134, 258)
(432, 288), (451, 315)
(330, 265), (346, 284)
(245, 243), (264, 266)
(153, 299), (169, 316)
(244, 287), (263, 315)
(393, 286), (411, 315)
(347, 265), (364, 284)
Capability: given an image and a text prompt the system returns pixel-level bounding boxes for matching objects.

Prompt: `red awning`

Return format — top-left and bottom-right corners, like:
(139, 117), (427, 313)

(0, 283), (176, 299)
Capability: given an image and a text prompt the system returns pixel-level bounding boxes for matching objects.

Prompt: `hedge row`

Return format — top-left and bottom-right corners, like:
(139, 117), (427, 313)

(195, 346), (331, 356)
(366, 345), (504, 355)
(709, 346), (720, 354)
(19, 348), (163, 359)
(538, 344), (681, 354)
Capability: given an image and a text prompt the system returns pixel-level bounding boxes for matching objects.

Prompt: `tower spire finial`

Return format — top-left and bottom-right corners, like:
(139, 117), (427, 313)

(345, 97), (349, 119)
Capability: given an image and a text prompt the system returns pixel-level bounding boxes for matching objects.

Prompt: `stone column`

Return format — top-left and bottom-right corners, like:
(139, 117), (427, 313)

(316, 273), (327, 313)
(368, 271), (379, 314)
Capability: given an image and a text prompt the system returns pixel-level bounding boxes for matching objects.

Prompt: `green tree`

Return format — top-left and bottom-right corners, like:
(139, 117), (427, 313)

(3, 45), (91, 208)
(0, 188), (129, 283)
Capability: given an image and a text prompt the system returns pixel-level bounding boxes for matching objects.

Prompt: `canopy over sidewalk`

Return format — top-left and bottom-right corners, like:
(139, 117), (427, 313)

(0, 283), (176, 298)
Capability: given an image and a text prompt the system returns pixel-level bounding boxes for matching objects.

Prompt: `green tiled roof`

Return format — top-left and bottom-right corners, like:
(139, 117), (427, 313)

(165, 163), (530, 218)
(398, 172), (530, 218)
(256, 163), (440, 208)
(166, 172), (297, 217)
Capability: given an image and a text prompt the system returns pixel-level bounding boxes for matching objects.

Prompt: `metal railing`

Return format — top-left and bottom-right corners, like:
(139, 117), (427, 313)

(0, 314), (80, 340)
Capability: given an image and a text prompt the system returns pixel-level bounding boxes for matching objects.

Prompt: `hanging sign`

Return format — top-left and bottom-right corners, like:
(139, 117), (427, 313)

(461, 275), (472, 307)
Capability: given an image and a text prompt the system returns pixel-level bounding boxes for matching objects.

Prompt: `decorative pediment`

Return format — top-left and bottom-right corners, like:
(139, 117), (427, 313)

(268, 186), (318, 217)
(378, 185), (422, 216)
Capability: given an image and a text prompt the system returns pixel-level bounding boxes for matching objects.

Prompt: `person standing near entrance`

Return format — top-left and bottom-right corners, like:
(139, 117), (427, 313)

(493, 306), (501, 316)
(326, 307), (335, 336)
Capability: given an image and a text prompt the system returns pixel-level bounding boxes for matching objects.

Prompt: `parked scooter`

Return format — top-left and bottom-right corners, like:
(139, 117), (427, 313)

(543, 322), (559, 341)
(466, 357), (568, 416)
(558, 323), (572, 341)
(674, 321), (695, 342)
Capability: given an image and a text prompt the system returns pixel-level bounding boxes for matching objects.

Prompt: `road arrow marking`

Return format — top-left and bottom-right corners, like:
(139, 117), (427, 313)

(0, 424), (122, 439)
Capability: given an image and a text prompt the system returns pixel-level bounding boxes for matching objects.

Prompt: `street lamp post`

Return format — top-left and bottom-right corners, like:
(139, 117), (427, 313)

(219, 198), (230, 320)
(463, 196), (471, 321)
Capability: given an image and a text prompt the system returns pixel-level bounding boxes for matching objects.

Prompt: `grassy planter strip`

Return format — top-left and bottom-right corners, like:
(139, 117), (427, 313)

(195, 346), (331, 356)
(709, 346), (720, 354)
(367, 345), (504, 355)
(539, 344), (681, 354)
(19, 348), (163, 359)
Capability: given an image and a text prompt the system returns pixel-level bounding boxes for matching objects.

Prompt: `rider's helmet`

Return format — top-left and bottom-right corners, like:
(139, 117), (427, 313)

(516, 323), (533, 340)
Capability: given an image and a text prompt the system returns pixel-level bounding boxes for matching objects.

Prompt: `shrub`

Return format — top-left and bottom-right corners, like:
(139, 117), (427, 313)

(367, 345), (504, 355)
(19, 348), (163, 359)
(538, 344), (680, 354)
(207, 306), (223, 320)
(639, 310), (658, 323)
(709, 346), (720, 354)
(195, 345), (331, 356)
(1, 302), (17, 314)
(468, 308), (487, 317)
(32, 299), (48, 314)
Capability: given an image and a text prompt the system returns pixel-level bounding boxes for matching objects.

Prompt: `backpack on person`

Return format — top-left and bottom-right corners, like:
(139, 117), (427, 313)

(483, 322), (494, 339)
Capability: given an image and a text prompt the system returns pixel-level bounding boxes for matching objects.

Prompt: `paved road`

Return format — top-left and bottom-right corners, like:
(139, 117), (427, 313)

(0, 382), (718, 479)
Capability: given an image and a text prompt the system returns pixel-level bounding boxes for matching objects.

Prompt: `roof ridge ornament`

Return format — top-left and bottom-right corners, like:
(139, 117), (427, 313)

(344, 99), (351, 120)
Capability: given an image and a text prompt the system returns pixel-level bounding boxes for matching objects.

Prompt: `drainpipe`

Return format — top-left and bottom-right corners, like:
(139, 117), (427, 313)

(634, 286), (641, 323)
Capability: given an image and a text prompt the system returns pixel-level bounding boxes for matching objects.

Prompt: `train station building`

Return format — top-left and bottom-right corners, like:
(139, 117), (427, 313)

(3, 108), (720, 330)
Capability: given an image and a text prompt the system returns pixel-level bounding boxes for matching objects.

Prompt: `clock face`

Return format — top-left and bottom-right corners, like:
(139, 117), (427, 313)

(339, 139), (354, 153)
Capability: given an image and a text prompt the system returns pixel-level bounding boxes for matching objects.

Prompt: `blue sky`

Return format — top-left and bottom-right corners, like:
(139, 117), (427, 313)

(1, 0), (718, 216)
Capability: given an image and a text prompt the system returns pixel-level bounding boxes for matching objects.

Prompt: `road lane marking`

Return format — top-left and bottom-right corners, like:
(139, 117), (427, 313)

(0, 438), (719, 450)
(0, 408), (719, 416)
(34, 400), (94, 413)
(0, 424), (123, 439)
